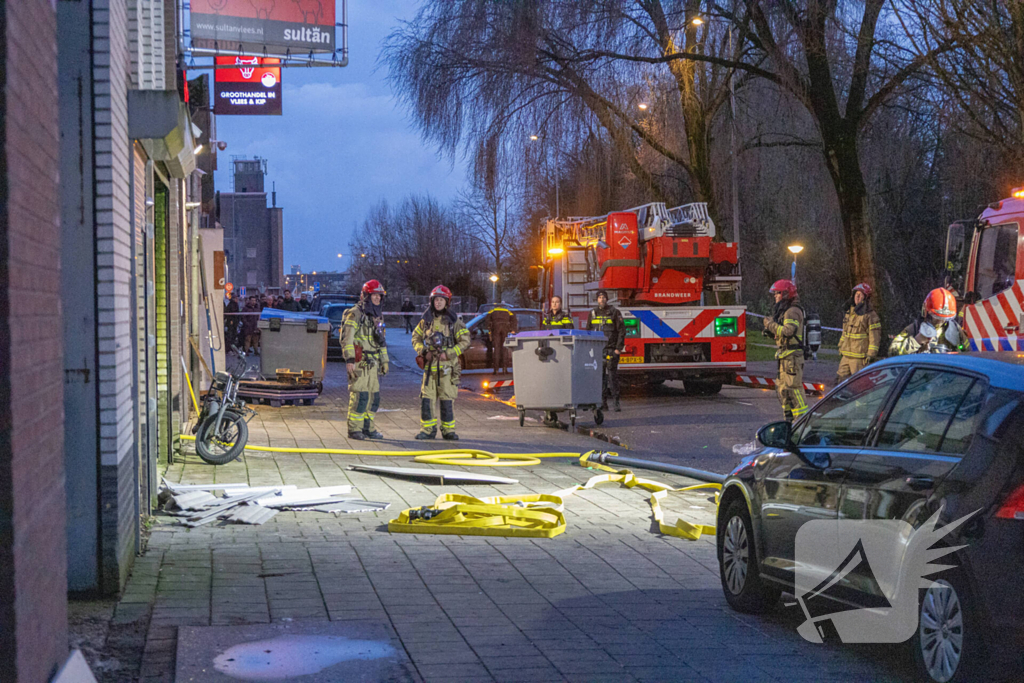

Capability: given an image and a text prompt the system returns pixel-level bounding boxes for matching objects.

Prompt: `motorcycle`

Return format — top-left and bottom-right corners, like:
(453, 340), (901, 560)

(194, 346), (255, 465)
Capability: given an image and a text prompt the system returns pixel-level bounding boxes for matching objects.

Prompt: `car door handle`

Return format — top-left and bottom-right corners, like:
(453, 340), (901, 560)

(905, 476), (934, 491)
(824, 467), (846, 479)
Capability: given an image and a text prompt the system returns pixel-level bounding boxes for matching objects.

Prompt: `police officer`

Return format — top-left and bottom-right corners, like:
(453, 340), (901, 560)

(836, 283), (882, 383)
(542, 296), (574, 330)
(763, 279), (808, 421)
(412, 285), (471, 440)
(486, 304), (517, 374)
(587, 289), (626, 412)
(890, 287), (967, 355)
(540, 296), (575, 426)
(342, 280), (390, 440)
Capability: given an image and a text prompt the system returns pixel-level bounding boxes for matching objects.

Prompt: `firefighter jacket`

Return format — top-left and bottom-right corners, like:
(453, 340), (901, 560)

(543, 310), (574, 330)
(340, 304), (389, 370)
(764, 299), (804, 360)
(889, 318), (968, 356)
(412, 308), (470, 369)
(587, 305), (626, 352)
(839, 302), (882, 361)
(487, 307), (516, 334)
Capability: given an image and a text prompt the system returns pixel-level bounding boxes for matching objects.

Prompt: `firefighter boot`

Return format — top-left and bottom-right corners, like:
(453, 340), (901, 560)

(440, 400), (458, 440)
(614, 399), (621, 412)
(417, 398), (437, 439)
(363, 392), (384, 439)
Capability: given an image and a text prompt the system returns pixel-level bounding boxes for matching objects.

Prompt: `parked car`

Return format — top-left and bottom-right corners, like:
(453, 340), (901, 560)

(716, 352), (1024, 683)
(311, 293), (358, 314)
(322, 303), (353, 360)
(460, 308), (542, 370)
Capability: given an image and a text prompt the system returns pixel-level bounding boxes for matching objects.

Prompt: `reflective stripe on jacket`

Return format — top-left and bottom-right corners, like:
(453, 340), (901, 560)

(765, 303), (804, 359)
(586, 305), (626, 351)
(543, 311), (574, 329)
(839, 305), (882, 360)
(340, 305), (389, 366)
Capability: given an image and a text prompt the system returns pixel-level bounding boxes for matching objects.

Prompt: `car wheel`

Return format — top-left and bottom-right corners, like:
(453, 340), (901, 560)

(718, 499), (780, 614)
(911, 573), (985, 683)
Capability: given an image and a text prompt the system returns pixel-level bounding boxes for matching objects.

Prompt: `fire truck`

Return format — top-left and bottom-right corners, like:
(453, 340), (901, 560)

(538, 202), (744, 392)
(945, 189), (1024, 350)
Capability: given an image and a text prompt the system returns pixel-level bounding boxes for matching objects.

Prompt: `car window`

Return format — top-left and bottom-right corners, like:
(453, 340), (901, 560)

(876, 369), (977, 453)
(323, 306), (349, 323)
(517, 313), (539, 330)
(796, 367), (903, 448)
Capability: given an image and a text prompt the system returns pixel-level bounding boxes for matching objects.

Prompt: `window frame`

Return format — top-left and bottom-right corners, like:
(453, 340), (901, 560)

(973, 221), (1019, 300)
(862, 363), (988, 456)
(792, 364), (908, 449)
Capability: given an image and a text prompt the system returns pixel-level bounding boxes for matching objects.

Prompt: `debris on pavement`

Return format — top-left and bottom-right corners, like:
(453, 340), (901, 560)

(160, 482), (390, 526)
(347, 465), (519, 485)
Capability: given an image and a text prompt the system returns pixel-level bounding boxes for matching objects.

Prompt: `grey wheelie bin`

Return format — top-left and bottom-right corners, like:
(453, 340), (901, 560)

(257, 308), (330, 382)
(505, 329), (607, 427)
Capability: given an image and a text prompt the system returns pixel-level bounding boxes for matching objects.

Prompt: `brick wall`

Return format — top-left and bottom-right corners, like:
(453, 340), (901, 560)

(0, 0), (69, 678)
(94, 0), (138, 593)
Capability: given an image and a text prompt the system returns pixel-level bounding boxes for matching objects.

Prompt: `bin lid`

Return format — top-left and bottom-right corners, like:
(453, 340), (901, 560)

(259, 308), (329, 325)
(511, 329), (605, 339)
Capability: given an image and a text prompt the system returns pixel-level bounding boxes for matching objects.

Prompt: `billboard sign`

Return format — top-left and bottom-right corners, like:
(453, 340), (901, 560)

(190, 0), (336, 54)
(214, 57), (282, 116)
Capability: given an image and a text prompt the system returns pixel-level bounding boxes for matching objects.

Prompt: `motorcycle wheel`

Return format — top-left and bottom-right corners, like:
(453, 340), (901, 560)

(195, 410), (248, 465)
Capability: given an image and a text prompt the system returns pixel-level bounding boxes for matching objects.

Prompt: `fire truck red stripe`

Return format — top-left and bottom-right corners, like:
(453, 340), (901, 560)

(997, 290), (1017, 327)
(982, 298), (1005, 332)
(677, 309), (724, 340)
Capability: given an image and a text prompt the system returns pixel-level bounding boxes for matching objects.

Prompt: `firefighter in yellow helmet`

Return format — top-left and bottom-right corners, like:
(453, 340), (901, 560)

(412, 285), (471, 440)
(342, 280), (390, 440)
(763, 279), (808, 421)
(890, 288), (968, 355)
(836, 282), (882, 384)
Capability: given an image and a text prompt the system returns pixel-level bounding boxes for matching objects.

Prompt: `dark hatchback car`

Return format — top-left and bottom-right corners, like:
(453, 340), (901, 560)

(717, 353), (1024, 683)
(322, 303), (353, 360)
(460, 308), (542, 370)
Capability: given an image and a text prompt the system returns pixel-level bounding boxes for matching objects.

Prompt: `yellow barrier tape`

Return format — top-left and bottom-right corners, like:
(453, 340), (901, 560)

(388, 453), (721, 540)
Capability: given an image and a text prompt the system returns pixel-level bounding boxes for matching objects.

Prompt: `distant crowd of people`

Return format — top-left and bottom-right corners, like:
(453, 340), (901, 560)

(224, 289), (312, 355)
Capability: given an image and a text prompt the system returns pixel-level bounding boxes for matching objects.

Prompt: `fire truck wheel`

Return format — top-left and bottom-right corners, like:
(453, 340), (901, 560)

(518, 409), (525, 427)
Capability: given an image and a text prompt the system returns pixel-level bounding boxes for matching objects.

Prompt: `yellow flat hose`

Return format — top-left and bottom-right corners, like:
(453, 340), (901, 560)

(389, 452), (721, 540)
(178, 434), (575, 460)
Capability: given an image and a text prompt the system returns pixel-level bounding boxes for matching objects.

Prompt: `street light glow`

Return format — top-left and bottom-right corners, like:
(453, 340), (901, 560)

(788, 245), (804, 255)
(638, 103), (649, 110)
(337, 253), (342, 258)
(489, 275), (499, 282)
(691, 16), (704, 26)
(529, 135), (539, 141)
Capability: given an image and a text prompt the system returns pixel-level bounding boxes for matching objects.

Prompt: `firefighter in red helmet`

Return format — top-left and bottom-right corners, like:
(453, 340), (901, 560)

(764, 279), (808, 421)
(412, 285), (471, 440)
(342, 279), (390, 440)
(890, 288), (967, 355)
(836, 283), (882, 383)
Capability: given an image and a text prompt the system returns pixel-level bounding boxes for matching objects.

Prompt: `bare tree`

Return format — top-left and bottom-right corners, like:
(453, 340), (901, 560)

(383, 1), (740, 223)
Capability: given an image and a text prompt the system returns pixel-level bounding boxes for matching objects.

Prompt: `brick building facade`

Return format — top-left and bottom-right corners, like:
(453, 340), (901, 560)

(1, 0), (69, 679)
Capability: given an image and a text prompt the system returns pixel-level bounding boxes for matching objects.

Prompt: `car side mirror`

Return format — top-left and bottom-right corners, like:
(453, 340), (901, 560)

(756, 421), (794, 450)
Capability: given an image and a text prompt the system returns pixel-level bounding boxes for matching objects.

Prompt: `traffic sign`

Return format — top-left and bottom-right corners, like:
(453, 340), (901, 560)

(314, 281), (321, 293)
(240, 286), (246, 297)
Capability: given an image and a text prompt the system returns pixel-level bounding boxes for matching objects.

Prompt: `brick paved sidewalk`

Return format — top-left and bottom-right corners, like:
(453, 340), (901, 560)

(108, 349), (912, 683)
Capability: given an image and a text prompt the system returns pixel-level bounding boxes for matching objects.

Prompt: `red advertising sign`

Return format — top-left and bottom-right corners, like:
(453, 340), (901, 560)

(190, 0), (335, 54)
(214, 57), (282, 116)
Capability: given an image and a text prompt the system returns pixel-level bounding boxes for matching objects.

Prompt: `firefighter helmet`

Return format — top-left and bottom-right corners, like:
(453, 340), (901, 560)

(362, 279), (386, 296)
(923, 288), (957, 321)
(430, 285), (452, 301)
(853, 283), (872, 298)
(770, 279), (797, 299)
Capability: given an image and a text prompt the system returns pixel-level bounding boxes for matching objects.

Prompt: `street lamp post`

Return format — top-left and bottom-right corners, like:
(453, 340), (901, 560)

(489, 274), (499, 303)
(788, 245), (804, 285)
